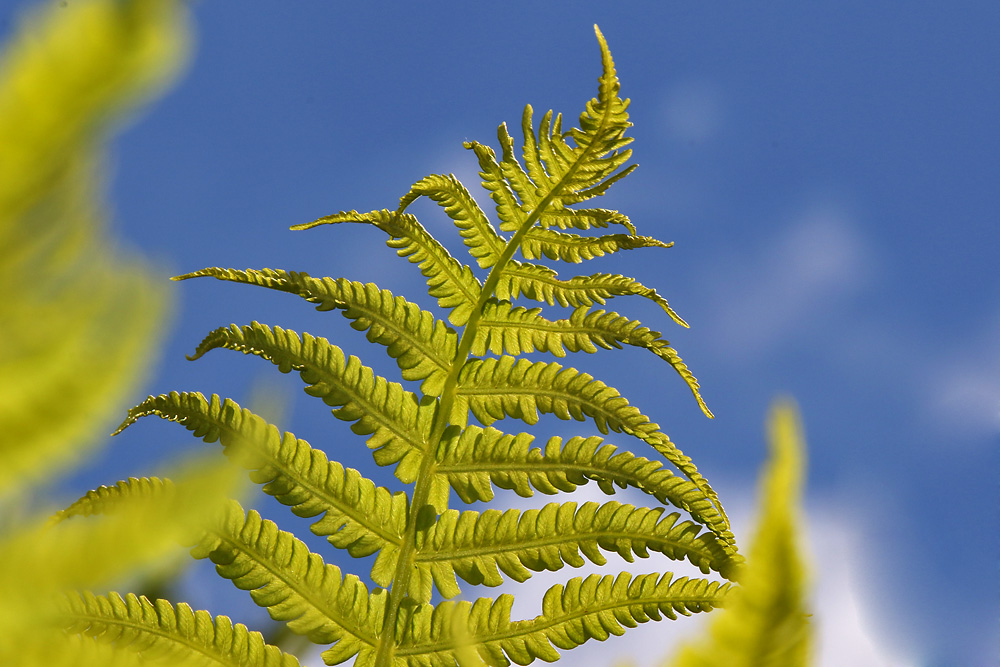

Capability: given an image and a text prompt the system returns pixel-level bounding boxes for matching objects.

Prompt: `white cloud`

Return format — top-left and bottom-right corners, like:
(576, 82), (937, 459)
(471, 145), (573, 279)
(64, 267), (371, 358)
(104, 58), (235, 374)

(660, 81), (726, 144)
(922, 316), (1000, 439)
(705, 203), (871, 358)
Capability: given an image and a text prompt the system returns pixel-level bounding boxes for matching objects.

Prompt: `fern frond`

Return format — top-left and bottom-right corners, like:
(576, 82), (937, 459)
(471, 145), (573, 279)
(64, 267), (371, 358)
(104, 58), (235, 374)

(668, 402), (812, 667)
(0, 0), (183, 492)
(292, 209), (482, 325)
(63, 591), (301, 667)
(475, 301), (711, 417)
(185, 322), (438, 482)
(415, 501), (734, 599)
(519, 228), (670, 263)
(453, 356), (726, 528)
(437, 425), (738, 557)
(16, 634), (154, 667)
(114, 392), (409, 573)
(534, 207), (636, 234)
(495, 260), (688, 328)
(0, 459), (236, 643)
(190, 501), (382, 663)
(52, 476), (175, 523)
(459, 25), (632, 247)
(173, 267), (457, 395)
(399, 174), (506, 270)
(397, 573), (728, 667)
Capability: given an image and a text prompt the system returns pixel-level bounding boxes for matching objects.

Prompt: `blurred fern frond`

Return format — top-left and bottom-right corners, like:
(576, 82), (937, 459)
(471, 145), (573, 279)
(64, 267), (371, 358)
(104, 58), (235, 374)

(0, 0), (188, 492)
(666, 400), (812, 667)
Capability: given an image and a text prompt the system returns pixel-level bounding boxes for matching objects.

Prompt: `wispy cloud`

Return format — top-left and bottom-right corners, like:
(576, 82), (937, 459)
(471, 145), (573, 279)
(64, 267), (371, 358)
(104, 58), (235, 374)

(703, 202), (871, 359)
(921, 315), (1000, 440)
(659, 80), (726, 144)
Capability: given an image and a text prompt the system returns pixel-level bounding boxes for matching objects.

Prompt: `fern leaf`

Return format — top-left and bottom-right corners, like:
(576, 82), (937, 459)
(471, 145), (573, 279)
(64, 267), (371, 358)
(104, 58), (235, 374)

(113, 392), (407, 572)
(0, 0), (183, 492)
(437, 425), (738, 558)
(52, 476), (175, 523)
(534, 207), (636, 234)
(519, 227), (670, 263)
(190, 501), (382, 663)
(415, 501), (735, 599)
(292, 209), (482, 325)
(495, 259), (688, 328)
(173, 267), (457, 395)
(397, 573), (729, 667)
(185, 322), (437, 481)
(63, 590), (301, 667)
(0, 459), (236, 644)
(453, 356), (726, 529)
(399, 173), (506, 270)
(459, 25), (632, 246)
(475, 301), (710, 417)
(667, 401), (812, 666)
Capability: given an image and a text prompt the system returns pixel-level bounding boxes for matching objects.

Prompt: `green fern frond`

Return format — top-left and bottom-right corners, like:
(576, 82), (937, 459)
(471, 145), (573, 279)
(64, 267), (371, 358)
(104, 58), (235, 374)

(173, 267), (457, 395)
(399, 174), (506, 270)
(436, 425), (738, 557)
(15, 633), (157, 667)
(533, 207), (636, 234)
(461, 27), (632, 245)
(475, 301), (710, 416)
(63, 591), (301, 667)
(0, 0), (184, 492)
(292, 209), (482, 325)
(113, 392), (408, 570)
(414, 501), (734, 599)
(453, 356), (726, 530)
(519, 227), (671, 263)
(193, 501), (382, 662)
(0, 458), (236, 643)
(667, 401), (812, 667)
(495, 260), (688, 328)
(397, 573), (728, 667)
(52, 476), (175, 523)
(102, 26), (739, 667)
(185, 322), (439, 481)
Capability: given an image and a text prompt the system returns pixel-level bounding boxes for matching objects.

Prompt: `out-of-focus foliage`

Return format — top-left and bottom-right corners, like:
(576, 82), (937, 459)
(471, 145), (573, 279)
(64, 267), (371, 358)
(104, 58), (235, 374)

(666, 400), (812, 667)
(0, 1), (267, 664)
(0, 0), (187, 492)
(2, 460), (243, 666)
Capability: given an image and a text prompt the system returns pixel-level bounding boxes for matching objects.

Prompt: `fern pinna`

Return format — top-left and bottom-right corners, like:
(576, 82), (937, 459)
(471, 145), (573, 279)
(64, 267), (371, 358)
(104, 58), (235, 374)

(68, 26), (743, 667)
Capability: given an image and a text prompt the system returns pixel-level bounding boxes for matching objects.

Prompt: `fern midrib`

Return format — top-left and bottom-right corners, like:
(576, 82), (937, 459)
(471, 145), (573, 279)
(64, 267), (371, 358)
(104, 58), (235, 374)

(456, 373), (629, 429)
(394, 582), (728, 657)
(257, 339), (430, 469)
(414, 524), (718, 566)
(389, 217), (482, 308)
(479, 310), (638, 347)
(215, 419), (402, 547)
(436, 457), (731, 535)
(212, 528), (380, 648)
(69, 602), (237, 666)
(316, 277), (456, 377)
(373, 72), (621, 667)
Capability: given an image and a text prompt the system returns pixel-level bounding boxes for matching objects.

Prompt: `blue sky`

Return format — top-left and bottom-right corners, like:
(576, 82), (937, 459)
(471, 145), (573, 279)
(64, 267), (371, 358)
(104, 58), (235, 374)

(7, 1), (997, 665)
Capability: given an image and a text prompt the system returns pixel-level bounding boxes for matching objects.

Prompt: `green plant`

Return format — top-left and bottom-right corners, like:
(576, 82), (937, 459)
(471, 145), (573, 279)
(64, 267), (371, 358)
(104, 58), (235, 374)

(667, 401), (811, 667)
(62, 24), (753, 667)
(0, 0), (248, 664)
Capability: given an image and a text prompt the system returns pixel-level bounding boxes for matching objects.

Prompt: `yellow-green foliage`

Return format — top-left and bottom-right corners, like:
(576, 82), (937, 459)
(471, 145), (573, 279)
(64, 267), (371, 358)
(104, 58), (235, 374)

(89, 25), (745, 667)
(0, 1), (299, 665)
(0, 0), (183, 491)
(666, 401), (812, 667)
